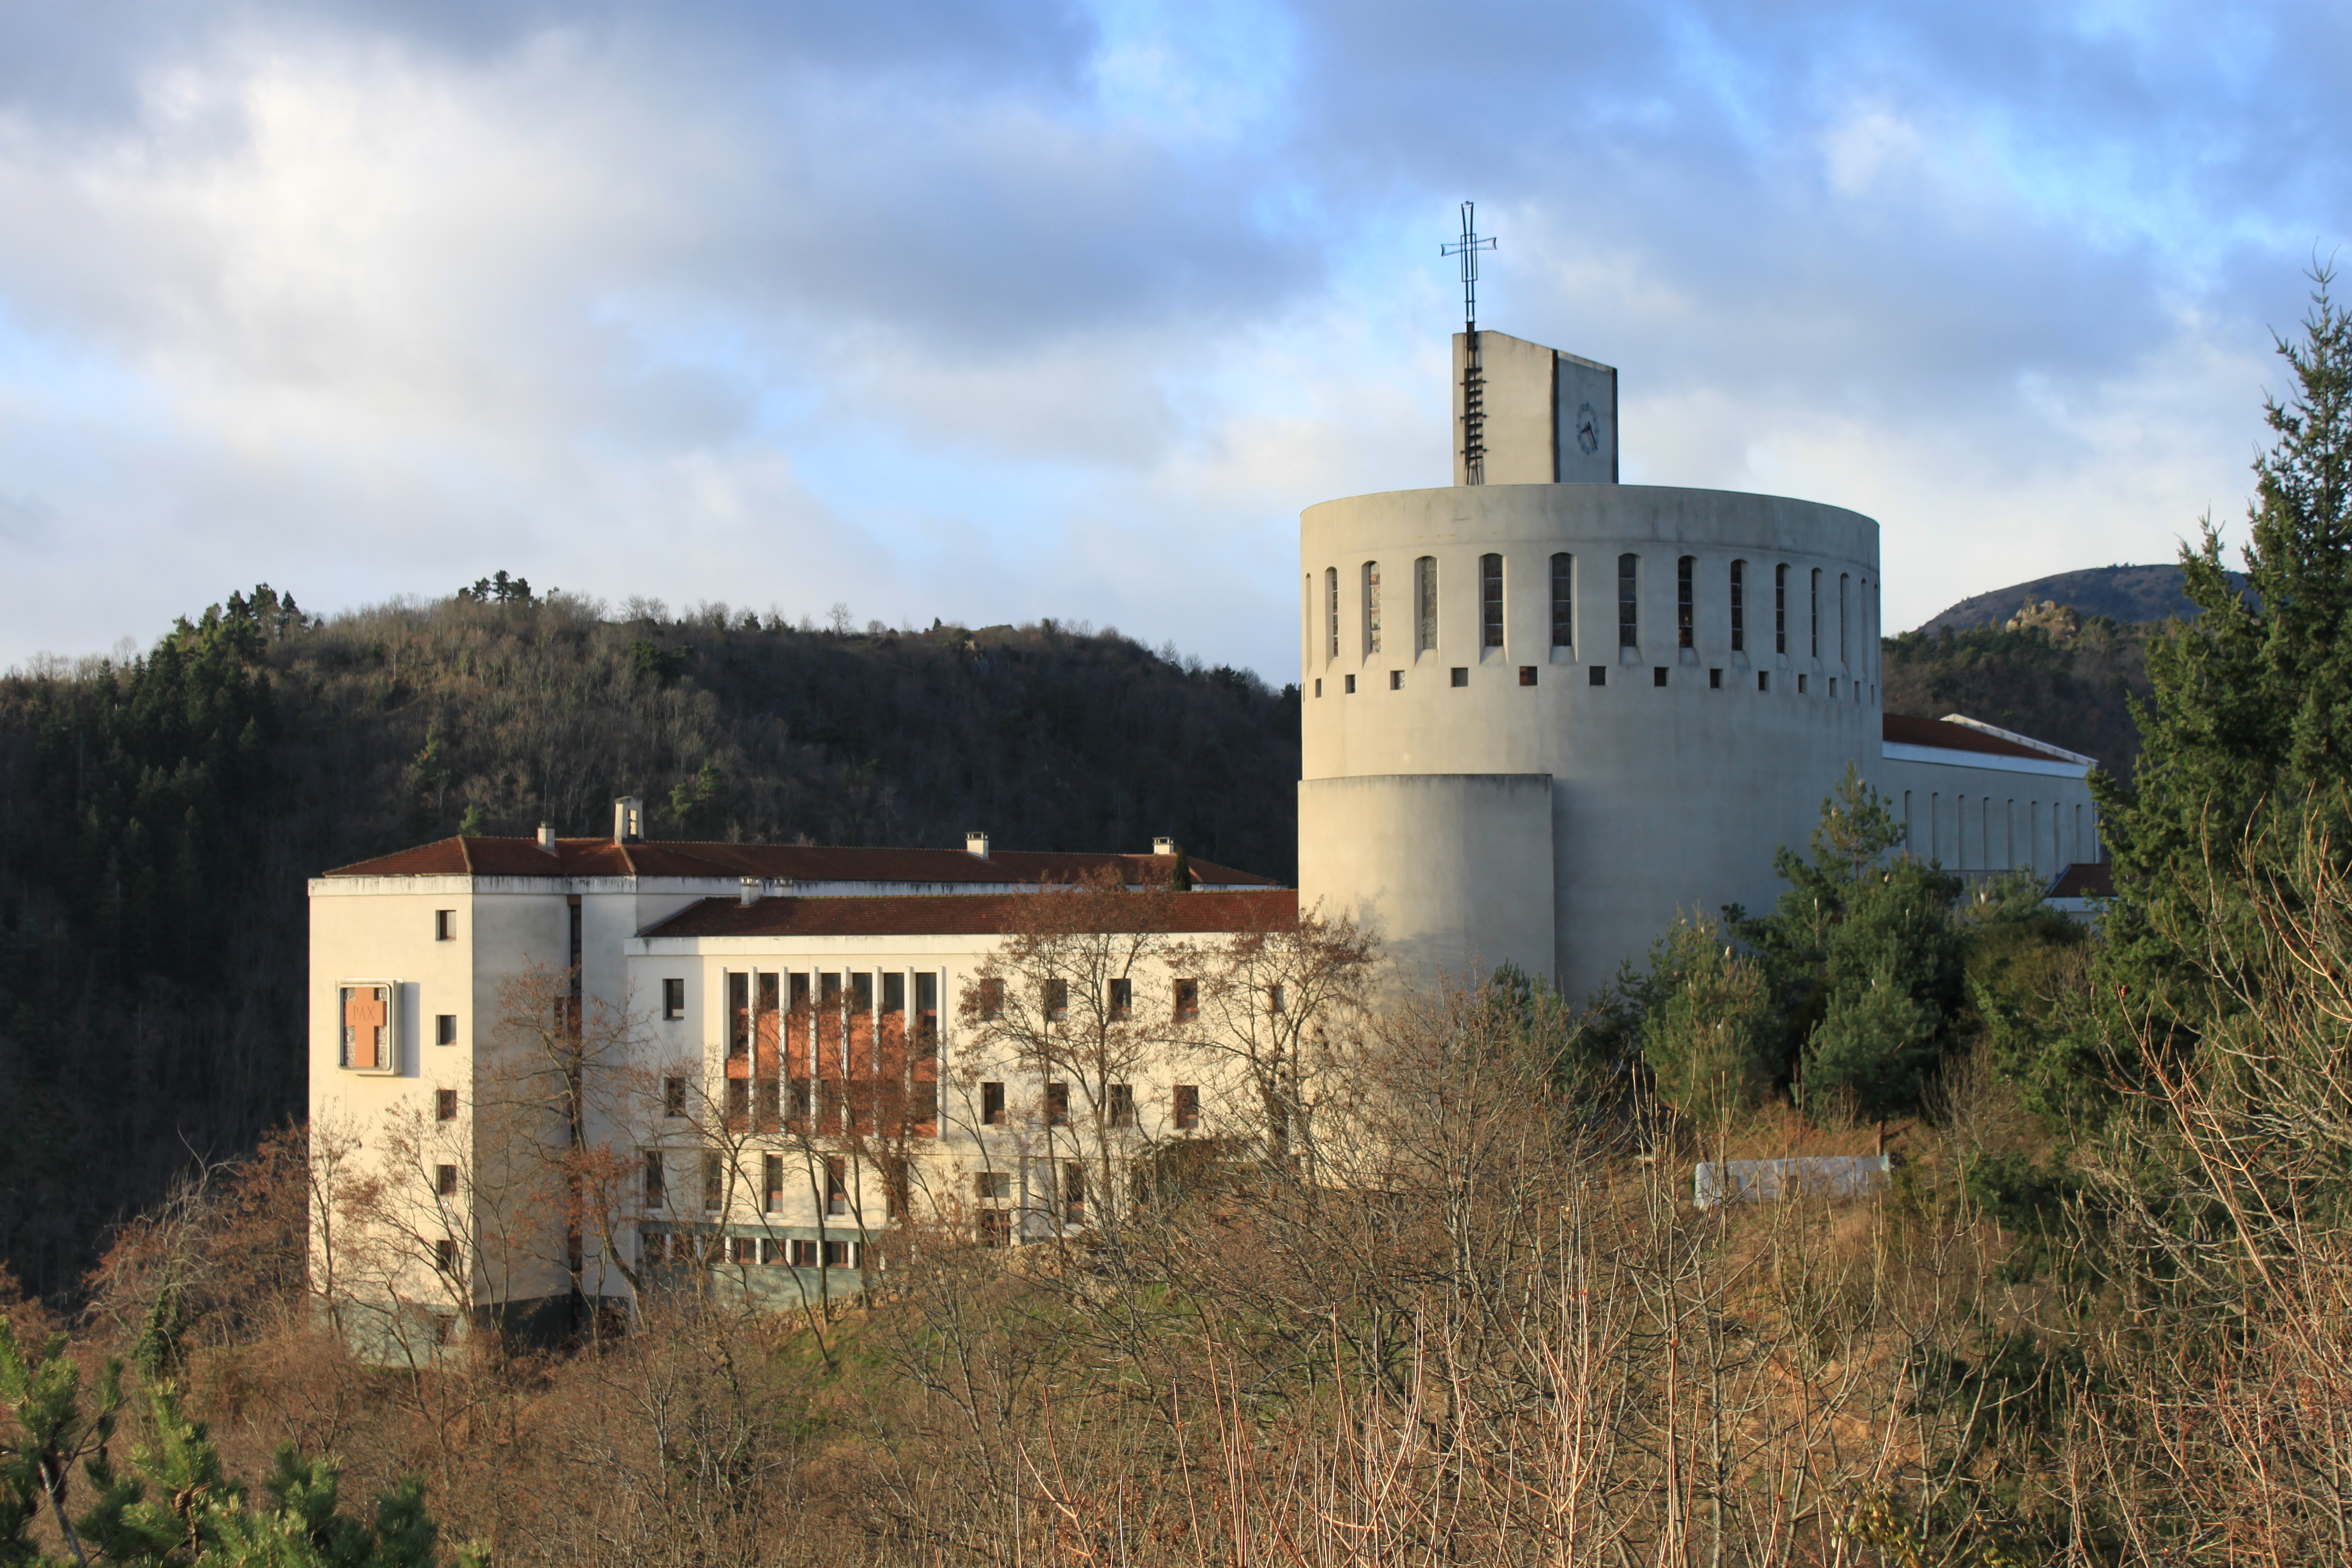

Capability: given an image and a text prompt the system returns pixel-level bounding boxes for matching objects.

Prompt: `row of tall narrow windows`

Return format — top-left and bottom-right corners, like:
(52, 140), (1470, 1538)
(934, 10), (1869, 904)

(1318, 555), (1871, 663)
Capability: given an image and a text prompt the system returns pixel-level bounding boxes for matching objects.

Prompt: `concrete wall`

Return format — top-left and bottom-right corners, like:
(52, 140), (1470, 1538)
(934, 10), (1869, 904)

(1299, 482), (1883, 999)
(1879, 749), (2099, 878)
(1298, 773), (1556, 983)
(1450, 331), (1620, 486)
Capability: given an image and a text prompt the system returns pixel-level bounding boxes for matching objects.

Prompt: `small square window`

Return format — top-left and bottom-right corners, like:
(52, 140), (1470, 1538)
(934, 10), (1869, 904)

(1344, 673), (1357, 693)
(436, 1163), (458, 1196)
(1653, 667), (1669, 687)
(1759, 671), (1770, 692)
(435, 1088), (458, 1121)
(1518, 666), (1537, 686)
(1389, 670), (1403, 690)
(1588, 666), (1606, 686)
(662, 978), (685, 1020)
(1449, 667), (1468, 687)
(434, 910), (455, 942)
(435, 1014), (457, 1047)
(1709, 668), (1722, 689)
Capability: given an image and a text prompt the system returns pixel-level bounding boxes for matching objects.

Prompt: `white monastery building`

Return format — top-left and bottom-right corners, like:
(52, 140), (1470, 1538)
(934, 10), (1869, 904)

(309, 327), (2105, 1343)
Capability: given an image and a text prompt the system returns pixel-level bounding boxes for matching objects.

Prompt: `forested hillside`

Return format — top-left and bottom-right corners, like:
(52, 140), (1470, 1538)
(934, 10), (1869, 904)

(1882, 614), (2156, 779)
(0, 586), (1299, 1298)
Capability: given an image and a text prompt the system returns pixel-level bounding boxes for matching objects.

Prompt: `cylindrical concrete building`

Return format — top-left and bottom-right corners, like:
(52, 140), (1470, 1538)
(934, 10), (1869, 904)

(1297, 337), (1884, 998)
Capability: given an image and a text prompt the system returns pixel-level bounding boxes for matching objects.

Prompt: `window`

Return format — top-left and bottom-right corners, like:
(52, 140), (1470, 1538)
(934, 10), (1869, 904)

(1839, 573), (1850, 663)
(1519, 665), (1537, 686)
(702, 1154), (723, 1213)
(1389, 669), (1403, 690)
(339, 983), (392, 1072)
(1325, 566), (1339, 659)
(1173, 1084), (1200, 1130)
(791, 1239), (820, 1267)
(1108, 978), (1131, 1020)
(729, 1236), (756, 1266)
(1268, 982), (1286, 1015)
(644, 1151), (666, 1207)
(979, 1210), (1012, 1248)
(884, 1156), (910, 1220)
(435, 1014), (457, 1047)
(1550, 553), (1573, 647)
(1045, 1082), (1069, 1127)
(850, 972), (872, 1017)
(662, 978), (685, 1020)
(725, 1077), (749, 1123)
(1759, 670), (1770, 692)
(1109, 1083), (1135, 1127)
(977, 978), (1004, 1021)
(1043, 978), (1068, 1022)
(1450, 667), (1468, 687)
(1730, 560), (1746, 651)
(435, 1239), (457, 1273)
(1653, 667), (1668, 687)
(436, 1088), (458, 1121)
(1415, 556), (1438, 652)
(1617, 554), (1638, 646)
(727, 971), (749, 1059)
(915, 972), (938, 1056)
(1810, 568), (1821, 658)
(824, 1239), (857, 1269)
(1173, 979), (1199, 1022)
(641, 1230), (669, 1265)
(1314, 679), (1321, 697)
(1588, 666), (1606, 686)
(1676, 556), (1695, 648)
(759, 1237), (786, 1265)
(429, 1312), (454, 1346)
(826, 1156), (848, 1215)
(1363, 562), (1382, 654)
(1798, 674), (1809, 694)
(1709, 668), (1722, 688)
(1344, 674), (1356, 693)
(434, 910), (454, 941)
(1479, 553), (1504, 647)
(977, 1171), (1011, 1200)
(1063, 1163), (1086, 1225)
(1830, 678), (1838, 697)
(436, 1164), (458, 1196)
(662, 1077), (686, 1118)
(763, 1154), (783, 1213)
(981, 1081), (1006, 1126)
(1774, 564), (1789, 654)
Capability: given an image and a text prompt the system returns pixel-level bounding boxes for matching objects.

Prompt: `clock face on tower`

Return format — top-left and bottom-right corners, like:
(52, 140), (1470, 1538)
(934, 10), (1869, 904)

(1575, 402), (1601, 456)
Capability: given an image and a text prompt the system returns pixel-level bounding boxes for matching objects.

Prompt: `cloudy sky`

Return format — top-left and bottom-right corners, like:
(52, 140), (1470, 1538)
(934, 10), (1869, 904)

(0, 1), (2341, 677)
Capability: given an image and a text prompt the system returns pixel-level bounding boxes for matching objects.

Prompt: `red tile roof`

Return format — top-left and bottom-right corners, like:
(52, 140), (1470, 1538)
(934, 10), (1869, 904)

(326, 836), (1277, 887)
(1882, 714), (2064, 763)
(2046, 862), (2114, 899)
(642, 889), (1298, 939)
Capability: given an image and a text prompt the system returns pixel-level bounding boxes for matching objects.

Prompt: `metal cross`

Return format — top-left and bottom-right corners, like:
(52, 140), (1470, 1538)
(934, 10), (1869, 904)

(1441, 200), (1498, 331)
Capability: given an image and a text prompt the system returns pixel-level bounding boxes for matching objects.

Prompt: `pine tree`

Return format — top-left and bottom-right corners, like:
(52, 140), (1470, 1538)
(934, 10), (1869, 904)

(2094, 272), (2352, 1055)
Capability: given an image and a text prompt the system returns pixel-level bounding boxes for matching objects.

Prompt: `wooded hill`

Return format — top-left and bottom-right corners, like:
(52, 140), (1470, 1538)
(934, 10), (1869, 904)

(1882, 614), (2157, 780)
(0, 586), (1300, 1299)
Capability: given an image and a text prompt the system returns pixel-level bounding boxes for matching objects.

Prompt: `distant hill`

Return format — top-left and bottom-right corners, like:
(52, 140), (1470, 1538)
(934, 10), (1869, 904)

(1915, 563), (2248, 637)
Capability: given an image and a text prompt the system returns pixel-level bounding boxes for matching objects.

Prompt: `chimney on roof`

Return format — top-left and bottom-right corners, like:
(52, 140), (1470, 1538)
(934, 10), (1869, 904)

(739, 876), (760, 907)
(613, 797), (644, 844)
(1153, 836), (1177, 856)
(537, 823), (556, 854)
(965, 831), (990, 860)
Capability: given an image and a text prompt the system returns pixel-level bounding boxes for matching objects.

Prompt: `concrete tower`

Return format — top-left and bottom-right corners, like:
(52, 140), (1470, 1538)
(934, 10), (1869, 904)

(1296, 332), (1884, 999)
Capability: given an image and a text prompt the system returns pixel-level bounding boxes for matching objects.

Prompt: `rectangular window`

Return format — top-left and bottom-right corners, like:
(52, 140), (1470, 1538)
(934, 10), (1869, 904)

(436, 1163), (458, 1196)
(755, 1076), (779, 1129)
(783, 1238), (813, 1267)
(1729, 560), (1746, 651)
(436, 1088), (458, 1121)
(435, 1238), (457, 1273)
(1798, 674), (1809, 694)
(977, 1171), (1011, 1200)
(1519, 666), (1536, 685)
(641, 1230), (668, 1266)
(435, 1014), (457, 1047)
(434, 910), (455, 941)
(981, 1081), (1006, 1126)
(1774, 564), (1789, 654)
(1550, 552), (1573, 647)
(1479, 553), (1504, 648)
(1653, 667), (1668, 687)
(1062, 1162), (1086, 1225)
(725, 1077), (749, 1123)
(1043, 978), (1068, 1021)
(1174, 1084), (1200, 1130)
(1839, 573), (1850, 663)
(759, 1237), (786, 1265)
(1709, 668), (1722, 688)
(915, 971), (938, 1056)
(763, 1153), (783, 1212)
(884, 1156), (910, 1220)
(1389, 669), (1403, 690)
(1415, 556), (1438, 652)
(661, 1077), (686, 1118)
(826, 1156), (848, 1215)
(1450, 666), (1468, 687)
(339, 983), (392, 1072)
(1108, 977), (1131, 1020)
(662, 978), (685, 1020)
(1344, 674), (1356, 693)
(1173, 978), (1199, 1022)
(727, 971), (749, 1059)
(977, 978), (1004, 1021)
(1759, 670), (1770, 692)
(702, 1154), (723, 1213)
(1363, 562), (1382, 654)
(1588, 666), (1605, 686)
(1810, 568), (1821, 658)
(1617, 554), (1638, 646)
(1109, 1083), (1135, 1127)
(1045, 1082), (1069, 1127)
(850, 973), (872, 1019)
(1325, 566), (1339, 659)
(978, 1210), (1012, 1248)
(1676, 555), (1695, 649)
(824, 1239), (857, 1269)
(1268, 982), (1286, 1015)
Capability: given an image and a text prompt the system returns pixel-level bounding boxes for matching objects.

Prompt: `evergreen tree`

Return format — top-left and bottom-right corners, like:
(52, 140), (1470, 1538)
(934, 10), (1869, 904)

(2095, 272), (2352, 1058)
